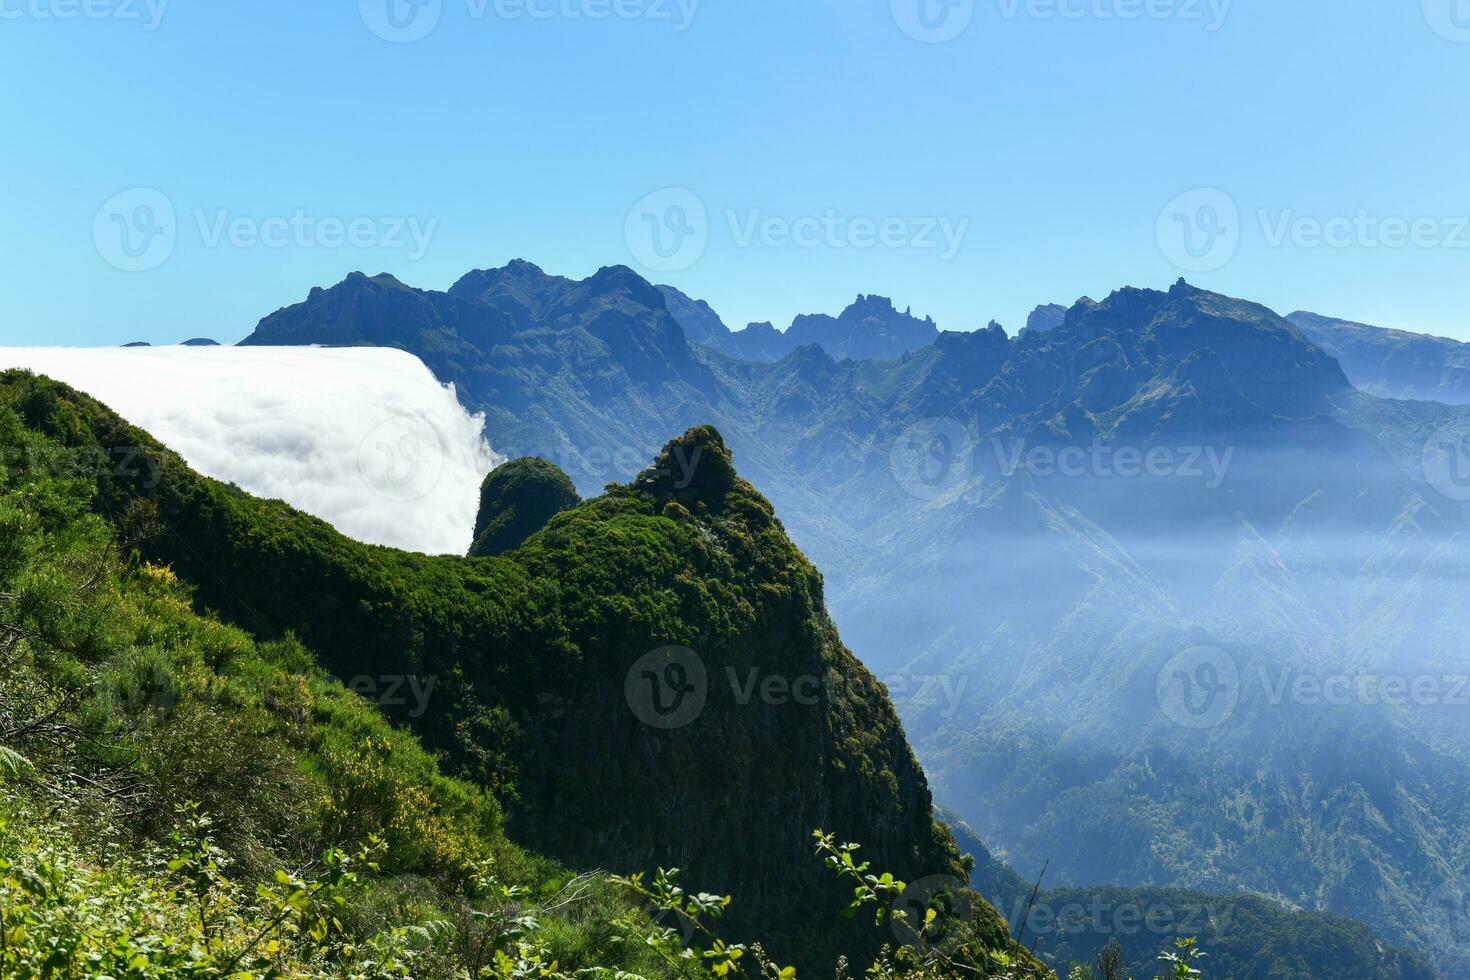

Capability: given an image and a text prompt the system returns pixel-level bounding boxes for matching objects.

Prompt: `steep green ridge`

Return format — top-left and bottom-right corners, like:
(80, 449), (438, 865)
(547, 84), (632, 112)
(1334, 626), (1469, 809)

(0, 377), (686, 979)
(0, 369), (1042, 975)
(941, 813), (1436, 979)
(469, 457), (581, 557)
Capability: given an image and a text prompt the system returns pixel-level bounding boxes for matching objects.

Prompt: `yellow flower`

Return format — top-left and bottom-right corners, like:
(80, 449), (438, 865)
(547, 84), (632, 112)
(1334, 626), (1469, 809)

(141, 562), (179, 586)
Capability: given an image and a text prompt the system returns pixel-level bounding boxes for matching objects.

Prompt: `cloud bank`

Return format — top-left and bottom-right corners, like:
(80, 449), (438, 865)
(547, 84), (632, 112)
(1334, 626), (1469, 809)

(0, 346), (502, 555)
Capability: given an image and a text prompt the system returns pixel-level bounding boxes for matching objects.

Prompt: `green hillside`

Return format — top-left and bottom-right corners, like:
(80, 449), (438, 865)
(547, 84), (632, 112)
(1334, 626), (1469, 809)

(0, 368), (1046, 977)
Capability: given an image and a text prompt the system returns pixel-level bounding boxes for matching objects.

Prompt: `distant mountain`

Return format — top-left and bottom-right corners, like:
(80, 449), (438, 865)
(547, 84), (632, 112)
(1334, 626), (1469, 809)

(786, 293), (941, 360)
(657, 284), (940, 362)
(1022, 303), (1068, 335)
(181, 337), (221, 346)
(1288, 311), (1470, 404)
(122, 341), (151, 347)
(241, 261), (1470, 975)
(727, 320), (790, 361)
(940, 810), (1436, 979)
(655, 283), (737, 352)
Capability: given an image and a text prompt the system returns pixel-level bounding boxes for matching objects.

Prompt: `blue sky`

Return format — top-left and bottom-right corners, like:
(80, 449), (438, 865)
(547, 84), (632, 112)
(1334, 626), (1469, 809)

(3, 0), (1469, 346)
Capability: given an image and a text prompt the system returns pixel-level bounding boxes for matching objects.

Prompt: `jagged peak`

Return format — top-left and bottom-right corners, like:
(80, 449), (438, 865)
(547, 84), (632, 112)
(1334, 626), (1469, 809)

(1168, 276), (1201, 298)
(633, 425), (738, 510)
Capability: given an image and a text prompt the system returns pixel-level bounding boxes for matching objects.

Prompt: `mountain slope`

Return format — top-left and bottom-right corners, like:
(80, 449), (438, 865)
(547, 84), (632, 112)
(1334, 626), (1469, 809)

(1288, 311), (1470, 404)
(940, 812), (1436, 980)
(0, 372), (689, 980)
(5, 368), (1041, 975)
(238, 261), (1470, 975)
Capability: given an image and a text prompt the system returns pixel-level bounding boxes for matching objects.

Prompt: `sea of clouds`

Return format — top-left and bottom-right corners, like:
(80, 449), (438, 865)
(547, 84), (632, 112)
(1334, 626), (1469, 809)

(0, 346), (502, 555)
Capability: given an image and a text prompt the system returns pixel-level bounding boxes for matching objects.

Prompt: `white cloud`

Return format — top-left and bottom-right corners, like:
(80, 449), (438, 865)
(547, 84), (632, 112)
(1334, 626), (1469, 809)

(0, 346), (502, 555)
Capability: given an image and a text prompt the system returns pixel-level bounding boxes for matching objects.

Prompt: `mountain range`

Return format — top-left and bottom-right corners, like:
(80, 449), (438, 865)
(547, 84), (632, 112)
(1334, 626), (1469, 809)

(241, 260), (1470, 975)
(656, 283), (941, 363)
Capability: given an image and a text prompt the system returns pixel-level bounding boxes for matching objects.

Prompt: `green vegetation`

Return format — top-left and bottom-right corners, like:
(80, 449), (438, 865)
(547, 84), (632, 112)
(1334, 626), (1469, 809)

(0, 389), (687, 978)
(468, 458), (581, 558)
(0, 369), (1045, 976)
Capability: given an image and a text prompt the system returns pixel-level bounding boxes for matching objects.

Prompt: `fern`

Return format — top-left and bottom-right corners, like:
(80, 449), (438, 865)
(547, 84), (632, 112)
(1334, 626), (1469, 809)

(0, 745), (35, 783)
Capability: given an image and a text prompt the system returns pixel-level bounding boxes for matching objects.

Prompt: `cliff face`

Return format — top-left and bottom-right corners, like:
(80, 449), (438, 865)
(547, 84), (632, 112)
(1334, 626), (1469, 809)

(10, 372), (1039, 974)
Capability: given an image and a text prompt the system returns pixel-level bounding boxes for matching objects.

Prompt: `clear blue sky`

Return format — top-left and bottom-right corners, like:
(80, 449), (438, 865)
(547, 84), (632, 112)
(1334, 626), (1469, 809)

(3, 0), (1468, 346)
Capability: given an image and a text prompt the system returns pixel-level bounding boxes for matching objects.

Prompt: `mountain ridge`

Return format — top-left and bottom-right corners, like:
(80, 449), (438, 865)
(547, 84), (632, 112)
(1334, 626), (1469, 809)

(237, 258), (1470, 975)
(8, 367), (1039, 974)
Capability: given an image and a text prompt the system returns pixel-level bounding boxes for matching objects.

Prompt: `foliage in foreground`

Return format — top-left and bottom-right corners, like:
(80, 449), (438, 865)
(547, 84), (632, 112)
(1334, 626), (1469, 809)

(0, 389), (685, 979)
(0, 372), (1054, 977)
